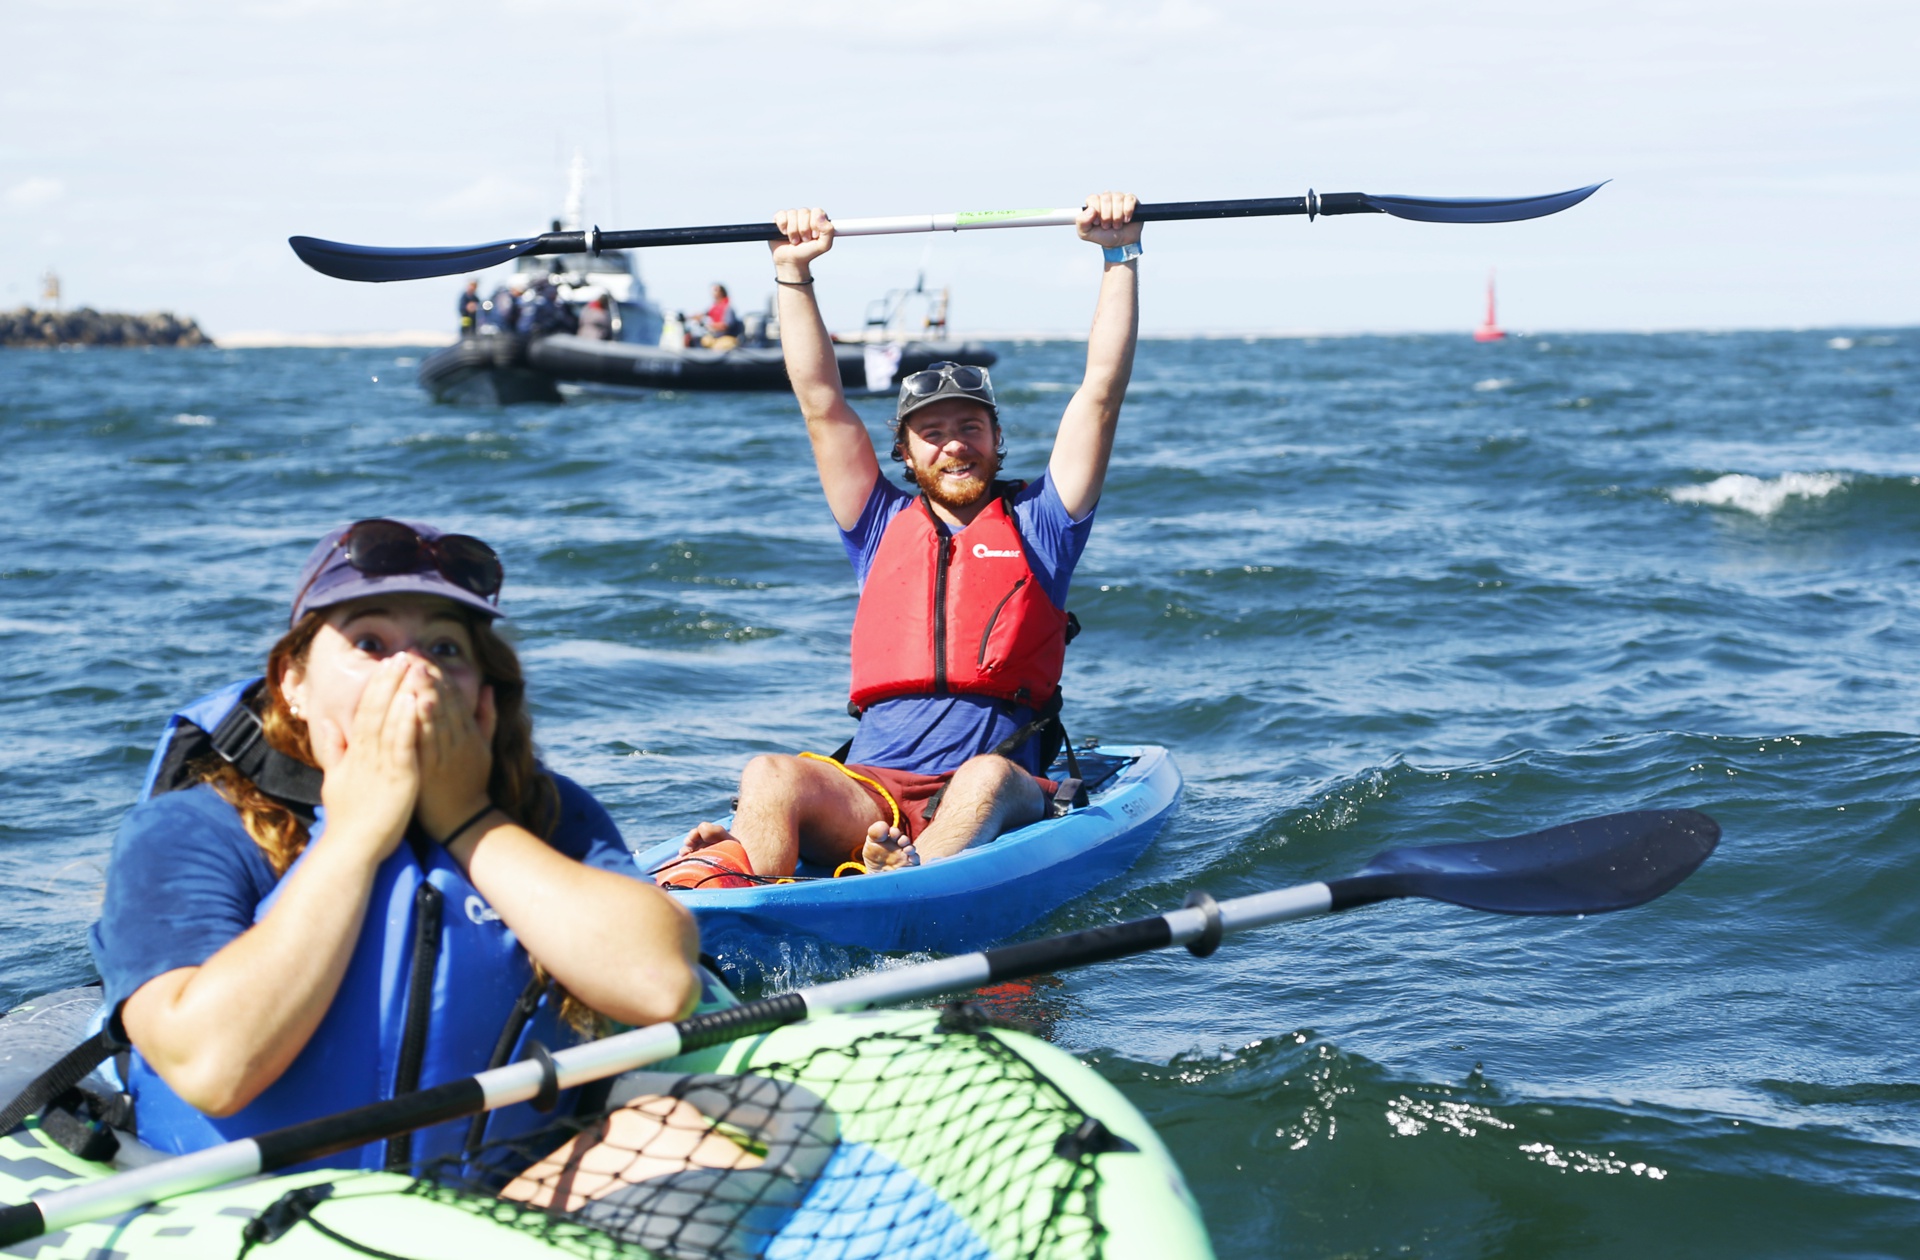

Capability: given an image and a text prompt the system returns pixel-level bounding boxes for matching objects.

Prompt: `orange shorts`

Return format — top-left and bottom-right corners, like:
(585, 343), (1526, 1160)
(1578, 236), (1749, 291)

(838, 761), (1059, 842)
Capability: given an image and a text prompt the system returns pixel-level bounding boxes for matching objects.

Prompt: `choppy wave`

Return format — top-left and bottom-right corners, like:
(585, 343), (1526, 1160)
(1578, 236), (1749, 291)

(1670, 471), (1849, 516)
(1099, 1033), (1920, 1258)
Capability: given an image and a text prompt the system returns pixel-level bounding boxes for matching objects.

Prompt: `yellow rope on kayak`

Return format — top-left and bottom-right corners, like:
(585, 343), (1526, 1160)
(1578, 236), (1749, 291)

(798, 751), (900, 879)
(798, 751), (901, 833)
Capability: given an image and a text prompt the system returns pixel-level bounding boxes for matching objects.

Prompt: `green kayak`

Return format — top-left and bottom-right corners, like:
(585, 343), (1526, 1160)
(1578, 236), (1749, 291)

(0, 991), (1211, 1259)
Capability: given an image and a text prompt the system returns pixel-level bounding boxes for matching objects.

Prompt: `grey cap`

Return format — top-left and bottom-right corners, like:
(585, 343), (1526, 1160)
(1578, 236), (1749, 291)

(895, 361), (997, 425)
(290, 520), (504, 627)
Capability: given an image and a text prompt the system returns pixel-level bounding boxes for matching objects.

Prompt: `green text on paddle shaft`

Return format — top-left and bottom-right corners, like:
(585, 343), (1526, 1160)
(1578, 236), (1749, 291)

(955, 208), (1056, 226)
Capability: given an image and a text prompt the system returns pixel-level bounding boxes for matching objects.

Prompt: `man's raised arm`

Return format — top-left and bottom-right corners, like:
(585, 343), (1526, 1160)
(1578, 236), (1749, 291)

(772, 208), (881, 530)
(1049, 191), (1143, 522)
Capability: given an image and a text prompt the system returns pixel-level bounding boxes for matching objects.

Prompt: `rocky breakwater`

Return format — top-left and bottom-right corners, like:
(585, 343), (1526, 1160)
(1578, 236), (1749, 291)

(0, 306), (211, 348)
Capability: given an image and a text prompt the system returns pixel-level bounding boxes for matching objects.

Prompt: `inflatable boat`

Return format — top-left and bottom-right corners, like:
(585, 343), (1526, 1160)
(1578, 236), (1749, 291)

(418, 333), (998, 405)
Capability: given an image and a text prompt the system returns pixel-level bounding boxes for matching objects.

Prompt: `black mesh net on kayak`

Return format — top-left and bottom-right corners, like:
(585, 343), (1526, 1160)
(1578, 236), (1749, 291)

(335, 1016), (1112, 1260)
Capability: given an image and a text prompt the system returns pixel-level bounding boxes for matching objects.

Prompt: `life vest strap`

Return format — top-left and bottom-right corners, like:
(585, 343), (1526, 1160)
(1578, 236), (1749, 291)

(206, 695), (323, 811)
(986, 691), (1087, 810)
(385, 878), (445, 1171)
(0, 1007), (130, 1140)
(462, 975), (553, 1159)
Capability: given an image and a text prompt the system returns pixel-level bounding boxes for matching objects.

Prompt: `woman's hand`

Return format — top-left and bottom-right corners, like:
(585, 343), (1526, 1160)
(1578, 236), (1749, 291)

(1077, 190), (1142, 248)
(416, 663), (496, 844)
(304, 654), (421, 863)
(769, 207), (833, 279)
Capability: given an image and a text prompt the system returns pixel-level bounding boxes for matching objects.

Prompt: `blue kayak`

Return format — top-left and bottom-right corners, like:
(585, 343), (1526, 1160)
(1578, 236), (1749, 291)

(630, 745), (1182, 971)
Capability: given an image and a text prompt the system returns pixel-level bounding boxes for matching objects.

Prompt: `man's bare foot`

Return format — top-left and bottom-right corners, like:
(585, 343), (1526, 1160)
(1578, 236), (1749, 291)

(860, 820), (919, 872)
(678, 820), (739, 857)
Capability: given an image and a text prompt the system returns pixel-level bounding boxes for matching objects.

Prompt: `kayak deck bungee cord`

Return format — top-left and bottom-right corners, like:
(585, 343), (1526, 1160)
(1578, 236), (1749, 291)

(0, 995), (1207, 1260)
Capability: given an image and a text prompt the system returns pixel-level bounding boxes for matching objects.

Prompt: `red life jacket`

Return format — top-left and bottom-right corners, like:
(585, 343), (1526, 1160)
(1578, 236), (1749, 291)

(849, 490), (1070, 711)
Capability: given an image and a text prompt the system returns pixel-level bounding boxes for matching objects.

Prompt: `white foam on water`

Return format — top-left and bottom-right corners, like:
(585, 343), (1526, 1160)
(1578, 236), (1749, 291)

(1473, 378), (1512, 392)
(1827, 337), (1854, 350)
(172, 413), (214, 426)
(1671, 471), (1848, 517)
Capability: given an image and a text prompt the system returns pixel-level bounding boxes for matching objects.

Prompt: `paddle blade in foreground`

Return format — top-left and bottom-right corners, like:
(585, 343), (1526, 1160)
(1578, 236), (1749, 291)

(288, 234), (548, 283)
(1363, 182), (1607, 224)
(1329, 808), (1719, 915)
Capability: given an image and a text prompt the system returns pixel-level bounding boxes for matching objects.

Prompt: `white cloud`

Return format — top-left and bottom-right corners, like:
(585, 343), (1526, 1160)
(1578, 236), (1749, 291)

(4, 177), (65, 208)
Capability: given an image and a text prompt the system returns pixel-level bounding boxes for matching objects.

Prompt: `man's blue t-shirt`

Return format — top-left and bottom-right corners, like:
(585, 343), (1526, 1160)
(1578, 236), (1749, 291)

(839, 471), (1095, 775)
(89, 773), (630, 1013)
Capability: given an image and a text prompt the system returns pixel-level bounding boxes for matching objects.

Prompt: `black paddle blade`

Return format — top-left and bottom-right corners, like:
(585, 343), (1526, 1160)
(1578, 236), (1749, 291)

(288, 233), (548, 283)
(1328, 809), (1718, 916)
(1362, 182), (1607, 224)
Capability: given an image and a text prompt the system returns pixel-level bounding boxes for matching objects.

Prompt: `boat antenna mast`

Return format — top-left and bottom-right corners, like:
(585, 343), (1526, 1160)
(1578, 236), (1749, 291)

(562, 150), (588, 234)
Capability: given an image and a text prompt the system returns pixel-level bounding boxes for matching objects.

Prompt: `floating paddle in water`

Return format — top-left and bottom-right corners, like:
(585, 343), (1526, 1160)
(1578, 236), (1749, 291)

(289, 183), (1608, 283)
(0, 805), (1713, 1246)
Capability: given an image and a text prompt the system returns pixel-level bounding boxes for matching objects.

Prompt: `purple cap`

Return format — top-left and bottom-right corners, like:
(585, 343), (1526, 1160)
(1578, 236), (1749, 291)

(290, 520), (505, 627)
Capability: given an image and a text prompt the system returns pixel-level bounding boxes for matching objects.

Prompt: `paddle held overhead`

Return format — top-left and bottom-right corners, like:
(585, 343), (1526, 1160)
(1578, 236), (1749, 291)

(0, 805), (1712, 1247)
(289, 183), (1608, 283)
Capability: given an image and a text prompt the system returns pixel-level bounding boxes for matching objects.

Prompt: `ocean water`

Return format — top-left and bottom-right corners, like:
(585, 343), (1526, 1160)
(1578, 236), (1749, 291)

(2, 328), (1917, 1257)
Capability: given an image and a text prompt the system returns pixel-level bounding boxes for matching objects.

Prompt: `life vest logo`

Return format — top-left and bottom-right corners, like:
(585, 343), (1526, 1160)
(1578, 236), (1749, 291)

(465, 895), (501, 925)
(972, 543), (1021, 559)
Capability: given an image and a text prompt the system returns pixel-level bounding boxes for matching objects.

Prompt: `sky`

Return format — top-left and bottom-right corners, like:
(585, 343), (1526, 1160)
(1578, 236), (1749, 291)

(2, 0), (1915, 337)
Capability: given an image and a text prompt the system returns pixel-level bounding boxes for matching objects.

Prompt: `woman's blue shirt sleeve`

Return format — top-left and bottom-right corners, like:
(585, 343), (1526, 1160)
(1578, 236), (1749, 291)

(544, 772), (632, 874)
(88, 785), (280, 1012)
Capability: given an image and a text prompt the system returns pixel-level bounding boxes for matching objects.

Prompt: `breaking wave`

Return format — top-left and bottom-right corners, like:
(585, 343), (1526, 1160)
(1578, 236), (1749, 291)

(1670, 471), (1848, 516)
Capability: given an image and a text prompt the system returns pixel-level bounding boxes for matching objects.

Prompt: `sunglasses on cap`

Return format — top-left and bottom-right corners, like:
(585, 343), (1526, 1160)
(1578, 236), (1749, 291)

(899, 361), (995, 404)
(294, 519), (504, 612)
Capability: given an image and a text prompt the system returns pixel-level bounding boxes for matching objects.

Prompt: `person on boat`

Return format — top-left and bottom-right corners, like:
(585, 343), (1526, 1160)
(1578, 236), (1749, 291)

(697, 283), (742, 350)
(88, 519), (702, 1169)
(656, 192), (1141, 886)
(704, 284), (736, 334)
(486, 282), (520, 333)
(516, 277), (575, 338)
(577, 294), (613, 341)
(458, 280), (481, 337)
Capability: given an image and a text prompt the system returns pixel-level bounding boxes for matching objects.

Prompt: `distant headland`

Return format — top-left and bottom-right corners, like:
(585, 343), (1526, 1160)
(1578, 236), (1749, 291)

(0, 306), (211, 348)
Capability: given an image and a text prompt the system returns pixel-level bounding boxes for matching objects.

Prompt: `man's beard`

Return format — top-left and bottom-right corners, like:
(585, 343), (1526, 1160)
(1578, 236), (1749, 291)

(910, 450), (1002, 510)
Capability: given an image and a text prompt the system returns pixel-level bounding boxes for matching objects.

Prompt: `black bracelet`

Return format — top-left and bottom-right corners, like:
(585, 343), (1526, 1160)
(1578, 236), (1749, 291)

(439, 803), (499, 848)
(774, 276), (814, 287)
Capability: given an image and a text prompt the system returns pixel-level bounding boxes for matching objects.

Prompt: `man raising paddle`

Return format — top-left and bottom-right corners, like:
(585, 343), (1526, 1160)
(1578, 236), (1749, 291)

(656, 192), (1142, 888)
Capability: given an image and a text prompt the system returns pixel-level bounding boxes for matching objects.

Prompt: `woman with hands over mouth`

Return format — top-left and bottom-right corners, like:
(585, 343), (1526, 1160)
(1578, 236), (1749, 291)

(90, 519), (701, 1170)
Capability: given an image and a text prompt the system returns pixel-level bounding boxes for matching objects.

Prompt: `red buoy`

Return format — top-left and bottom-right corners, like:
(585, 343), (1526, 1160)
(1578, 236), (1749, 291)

(1474, 269), (1507, 342)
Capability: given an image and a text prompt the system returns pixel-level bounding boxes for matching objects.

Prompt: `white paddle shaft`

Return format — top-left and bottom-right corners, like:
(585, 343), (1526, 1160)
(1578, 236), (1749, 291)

(830, 209), (1082, 237)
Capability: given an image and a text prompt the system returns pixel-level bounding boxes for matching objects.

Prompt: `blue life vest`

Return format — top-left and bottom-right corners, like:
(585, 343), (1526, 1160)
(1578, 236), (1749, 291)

(125, 681), (580, 1172)
(138, 678), (255, 800)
